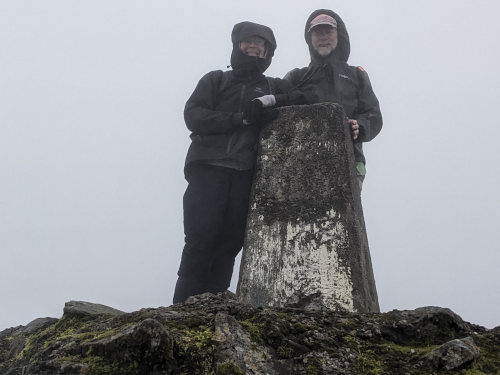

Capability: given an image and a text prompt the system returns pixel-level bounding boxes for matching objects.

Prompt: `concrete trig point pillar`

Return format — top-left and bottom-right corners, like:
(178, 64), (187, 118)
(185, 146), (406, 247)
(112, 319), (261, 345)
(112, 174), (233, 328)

(237, 103), (379, 313)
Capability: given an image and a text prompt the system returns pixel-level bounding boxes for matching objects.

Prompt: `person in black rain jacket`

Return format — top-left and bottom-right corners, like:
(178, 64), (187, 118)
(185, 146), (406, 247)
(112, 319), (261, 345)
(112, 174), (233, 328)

(284, 9), (382, 188)
(173, 21), (300, 303)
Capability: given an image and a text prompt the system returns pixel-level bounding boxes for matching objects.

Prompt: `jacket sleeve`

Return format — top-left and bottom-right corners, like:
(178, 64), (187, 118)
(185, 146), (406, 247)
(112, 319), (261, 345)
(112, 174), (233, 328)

(283, 68), (302, 85)
(272, 77), (305, 107)
(184, 71), (244, 135)
(354, 67), (383, 143)
(283, 67), (322, 105)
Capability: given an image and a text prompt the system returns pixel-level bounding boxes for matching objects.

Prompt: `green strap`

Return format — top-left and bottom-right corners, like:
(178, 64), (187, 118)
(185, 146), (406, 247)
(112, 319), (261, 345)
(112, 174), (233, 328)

(356, 162), (366, 176)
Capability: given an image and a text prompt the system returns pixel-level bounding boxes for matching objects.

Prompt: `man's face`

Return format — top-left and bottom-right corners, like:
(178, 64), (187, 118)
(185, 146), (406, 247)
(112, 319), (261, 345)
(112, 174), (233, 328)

(239, 35), (266, 58)
(311, 25), (338, 57)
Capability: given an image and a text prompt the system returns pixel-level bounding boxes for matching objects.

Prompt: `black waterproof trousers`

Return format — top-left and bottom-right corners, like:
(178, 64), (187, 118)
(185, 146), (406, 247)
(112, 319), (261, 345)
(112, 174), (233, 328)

(173, 164), (253, 303)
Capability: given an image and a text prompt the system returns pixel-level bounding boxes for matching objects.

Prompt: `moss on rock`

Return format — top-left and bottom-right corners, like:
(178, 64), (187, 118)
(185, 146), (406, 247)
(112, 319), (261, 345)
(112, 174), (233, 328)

(0, 294), (498, 375)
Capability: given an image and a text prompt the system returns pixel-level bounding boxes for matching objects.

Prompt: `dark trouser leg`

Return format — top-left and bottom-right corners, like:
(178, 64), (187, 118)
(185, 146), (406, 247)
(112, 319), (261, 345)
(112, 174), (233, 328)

(173, 165), (232, 303)
(210, 169), (253, 290)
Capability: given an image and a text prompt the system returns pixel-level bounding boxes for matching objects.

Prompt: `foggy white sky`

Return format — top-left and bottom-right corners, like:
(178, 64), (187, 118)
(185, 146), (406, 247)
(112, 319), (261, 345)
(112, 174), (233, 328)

(1, 0), (499, 330)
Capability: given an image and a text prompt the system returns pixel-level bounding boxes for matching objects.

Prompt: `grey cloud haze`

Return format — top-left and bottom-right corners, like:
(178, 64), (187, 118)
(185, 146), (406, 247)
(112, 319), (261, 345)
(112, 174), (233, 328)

(1, 0), (499, 330)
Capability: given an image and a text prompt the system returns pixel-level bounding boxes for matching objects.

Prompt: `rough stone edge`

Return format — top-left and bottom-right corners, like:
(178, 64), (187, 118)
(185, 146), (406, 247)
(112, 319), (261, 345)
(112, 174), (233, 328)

(63, 300), (125, 318)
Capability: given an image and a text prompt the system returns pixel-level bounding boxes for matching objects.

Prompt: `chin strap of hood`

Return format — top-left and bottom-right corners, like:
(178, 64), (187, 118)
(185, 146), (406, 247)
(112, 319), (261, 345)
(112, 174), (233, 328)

(230, 21), (277, 74)
(305, 9), (351, 65)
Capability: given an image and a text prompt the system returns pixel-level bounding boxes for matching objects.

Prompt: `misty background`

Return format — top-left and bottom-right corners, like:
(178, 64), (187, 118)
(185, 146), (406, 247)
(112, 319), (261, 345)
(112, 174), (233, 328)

(1, 0), (499, 330)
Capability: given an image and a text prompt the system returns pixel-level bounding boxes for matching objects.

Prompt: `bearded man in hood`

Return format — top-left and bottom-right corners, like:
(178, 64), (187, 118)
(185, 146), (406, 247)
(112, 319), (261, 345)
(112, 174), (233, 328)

(173, 21), (301, 304)
(285, 9), (383, 189)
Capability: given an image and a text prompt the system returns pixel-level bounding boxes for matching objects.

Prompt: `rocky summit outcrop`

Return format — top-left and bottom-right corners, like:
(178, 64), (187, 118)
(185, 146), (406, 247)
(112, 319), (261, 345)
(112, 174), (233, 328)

(1, 293), (499, 375)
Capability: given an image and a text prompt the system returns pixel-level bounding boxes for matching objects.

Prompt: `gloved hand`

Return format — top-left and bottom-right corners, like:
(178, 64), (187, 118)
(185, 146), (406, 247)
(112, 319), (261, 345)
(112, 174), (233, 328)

(255, 95), (276, 108)
(242, 99), (263, 126)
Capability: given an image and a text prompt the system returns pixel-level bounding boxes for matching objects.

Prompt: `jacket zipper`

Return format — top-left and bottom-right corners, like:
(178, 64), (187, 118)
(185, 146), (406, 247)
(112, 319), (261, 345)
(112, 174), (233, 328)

(226, 84), (247, 154)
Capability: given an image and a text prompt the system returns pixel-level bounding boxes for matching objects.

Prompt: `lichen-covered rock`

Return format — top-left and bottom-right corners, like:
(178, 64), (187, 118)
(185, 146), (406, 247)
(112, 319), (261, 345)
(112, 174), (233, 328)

(63, 300), (125, 317)
(423, 336), (480, 370)
(0, 294), (499, 374)
(215, 312), (283, 374)
(81, 318), (177, 373)
(10, 318), (59, 337)
(0, 317), (58, 367)
(380, 306), (482, 345)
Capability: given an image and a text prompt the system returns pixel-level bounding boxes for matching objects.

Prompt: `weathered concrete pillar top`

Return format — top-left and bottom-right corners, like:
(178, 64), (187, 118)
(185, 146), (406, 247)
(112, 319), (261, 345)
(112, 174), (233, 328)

(237, 103), (379, 313)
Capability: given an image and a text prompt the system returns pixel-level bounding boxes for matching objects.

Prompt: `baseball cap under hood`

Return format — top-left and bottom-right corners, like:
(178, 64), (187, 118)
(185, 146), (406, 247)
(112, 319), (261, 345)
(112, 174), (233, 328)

(305, 9), (350, 63)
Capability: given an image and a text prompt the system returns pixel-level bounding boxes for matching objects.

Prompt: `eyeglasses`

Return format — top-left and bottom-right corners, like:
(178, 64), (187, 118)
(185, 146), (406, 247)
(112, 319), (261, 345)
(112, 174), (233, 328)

(240, 37), (266, 47)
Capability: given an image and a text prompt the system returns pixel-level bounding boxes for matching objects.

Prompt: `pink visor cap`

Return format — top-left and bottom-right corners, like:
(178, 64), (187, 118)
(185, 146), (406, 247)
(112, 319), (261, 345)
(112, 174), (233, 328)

(308, 14), (337, 32)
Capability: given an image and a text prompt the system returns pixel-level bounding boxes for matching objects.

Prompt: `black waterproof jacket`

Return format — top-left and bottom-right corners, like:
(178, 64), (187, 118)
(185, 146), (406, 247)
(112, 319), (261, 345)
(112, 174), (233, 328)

(284, 9), (382, 164)
(184, 22), (298, 177)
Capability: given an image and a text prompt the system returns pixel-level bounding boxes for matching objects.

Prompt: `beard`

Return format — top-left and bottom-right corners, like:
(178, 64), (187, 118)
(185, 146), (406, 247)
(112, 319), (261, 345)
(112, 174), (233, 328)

(314, 40), (338, 57)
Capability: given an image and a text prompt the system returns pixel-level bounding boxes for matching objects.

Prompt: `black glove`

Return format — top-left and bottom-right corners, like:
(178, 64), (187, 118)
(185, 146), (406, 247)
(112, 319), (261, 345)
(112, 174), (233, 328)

(242, 99), (263, 126)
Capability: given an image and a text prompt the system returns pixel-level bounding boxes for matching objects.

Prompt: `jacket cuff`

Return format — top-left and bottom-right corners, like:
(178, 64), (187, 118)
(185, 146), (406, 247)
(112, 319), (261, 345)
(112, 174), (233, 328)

(255, 95), (276, 108)
(356, 121), (367, 142)
(232, 112), (244, 126)
(274, 93), (289, 107)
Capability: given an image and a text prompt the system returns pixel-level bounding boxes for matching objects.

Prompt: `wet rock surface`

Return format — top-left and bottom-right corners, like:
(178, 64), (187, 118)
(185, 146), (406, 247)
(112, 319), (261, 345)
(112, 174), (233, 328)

(423, 336), (480, 370)
(63, 300), (126, 317)
(1, 293), (498, 374)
